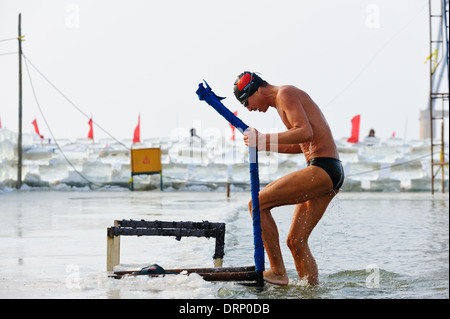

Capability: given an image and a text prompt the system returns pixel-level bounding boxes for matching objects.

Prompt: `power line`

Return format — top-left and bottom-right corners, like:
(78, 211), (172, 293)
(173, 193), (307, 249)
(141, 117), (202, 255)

(345, 153), (436, 178)
(322, 3), (428, 110)
(0, 37), (17, 42)
(0, 51), (17, 56)
(23, 53), (103, 189)
(21, 53), (130, 151)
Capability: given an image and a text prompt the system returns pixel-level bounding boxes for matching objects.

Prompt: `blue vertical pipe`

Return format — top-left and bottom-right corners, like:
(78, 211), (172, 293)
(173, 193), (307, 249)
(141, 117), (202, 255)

(196, 81), (265, 283)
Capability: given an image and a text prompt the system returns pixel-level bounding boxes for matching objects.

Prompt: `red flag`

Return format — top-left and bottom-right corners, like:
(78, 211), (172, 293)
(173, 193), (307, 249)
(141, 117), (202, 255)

(88, 118), (94, 140)
(133, 114), (140, 144)
(392, 131), (396, 137)
(229, 111), (238, 140)
(0, 116), (2, 129)
(31, 118), (44, 139)
(347, 115), (360, 143)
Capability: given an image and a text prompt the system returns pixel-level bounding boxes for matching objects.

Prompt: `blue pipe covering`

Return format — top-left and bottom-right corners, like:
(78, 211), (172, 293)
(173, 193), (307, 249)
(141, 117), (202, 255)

(196, 81), (265, 272)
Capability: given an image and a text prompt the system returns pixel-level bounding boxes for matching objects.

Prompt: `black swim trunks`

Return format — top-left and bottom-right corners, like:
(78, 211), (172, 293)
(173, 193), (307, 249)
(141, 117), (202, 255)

(307, 157), (345, 191)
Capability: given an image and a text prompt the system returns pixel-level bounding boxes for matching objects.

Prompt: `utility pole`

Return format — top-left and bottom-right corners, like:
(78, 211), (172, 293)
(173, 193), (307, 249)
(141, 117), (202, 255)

(17, 13), (23, 189)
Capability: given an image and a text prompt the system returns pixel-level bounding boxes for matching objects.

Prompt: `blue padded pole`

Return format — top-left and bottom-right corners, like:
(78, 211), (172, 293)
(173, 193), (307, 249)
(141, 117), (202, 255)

(196, 81), (264, 287)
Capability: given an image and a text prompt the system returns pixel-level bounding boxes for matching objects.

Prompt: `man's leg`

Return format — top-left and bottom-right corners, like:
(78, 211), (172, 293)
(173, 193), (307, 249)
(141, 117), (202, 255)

(251, 165), (334, 285)
(286, 192), (336, 285)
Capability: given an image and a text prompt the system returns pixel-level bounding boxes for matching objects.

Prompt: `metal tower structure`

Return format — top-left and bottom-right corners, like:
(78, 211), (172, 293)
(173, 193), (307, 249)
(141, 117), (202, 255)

(428, 0), (449, 194)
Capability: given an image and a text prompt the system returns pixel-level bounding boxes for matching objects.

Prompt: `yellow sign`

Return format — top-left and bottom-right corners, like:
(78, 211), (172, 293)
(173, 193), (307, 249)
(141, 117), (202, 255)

(131, 148), (162, 174)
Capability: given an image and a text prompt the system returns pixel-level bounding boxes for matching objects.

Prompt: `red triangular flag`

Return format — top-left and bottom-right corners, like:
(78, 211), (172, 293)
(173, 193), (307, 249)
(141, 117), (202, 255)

(133, 114), (140, 144)
(31, 118), (44, 139)
(88, 118), (94, 140)
(229, 111), (238, 140)
(392, 131), (396, 137)
(347, 114), (360, 143)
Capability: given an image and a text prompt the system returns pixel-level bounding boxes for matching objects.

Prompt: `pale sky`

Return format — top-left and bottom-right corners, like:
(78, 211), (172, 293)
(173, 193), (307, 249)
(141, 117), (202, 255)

(0, 0), (445, 143)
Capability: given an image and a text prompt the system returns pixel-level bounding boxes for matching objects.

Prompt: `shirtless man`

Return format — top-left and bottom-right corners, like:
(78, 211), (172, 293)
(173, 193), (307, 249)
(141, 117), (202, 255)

(233, 72), (344, 286)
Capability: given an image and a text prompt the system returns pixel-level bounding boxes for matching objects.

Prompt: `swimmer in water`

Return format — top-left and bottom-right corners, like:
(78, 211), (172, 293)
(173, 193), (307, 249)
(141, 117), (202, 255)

(233, 72), (344, 286)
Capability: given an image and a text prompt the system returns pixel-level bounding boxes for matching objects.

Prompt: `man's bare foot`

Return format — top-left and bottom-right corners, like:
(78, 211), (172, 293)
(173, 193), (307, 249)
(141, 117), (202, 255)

(263, 270), (289, 286)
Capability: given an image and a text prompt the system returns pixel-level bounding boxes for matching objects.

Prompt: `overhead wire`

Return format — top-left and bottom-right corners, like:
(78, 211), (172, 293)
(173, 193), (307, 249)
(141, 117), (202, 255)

(0, 37), (17, 42)
(345, 152), (436, 178)
(21, 53), (130, 151)
(0, 51), (17, 56)
(23, 52), (103, 189)
(0, 36), (19, 56)
(322, 2), (428, 110)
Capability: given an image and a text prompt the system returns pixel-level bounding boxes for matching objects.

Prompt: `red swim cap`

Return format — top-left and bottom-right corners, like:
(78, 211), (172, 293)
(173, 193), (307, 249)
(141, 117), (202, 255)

(233, 71), (264, 106)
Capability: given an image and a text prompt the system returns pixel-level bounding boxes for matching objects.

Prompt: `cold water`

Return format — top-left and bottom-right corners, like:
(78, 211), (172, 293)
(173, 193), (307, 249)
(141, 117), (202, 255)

(0, 189), (448, 299)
